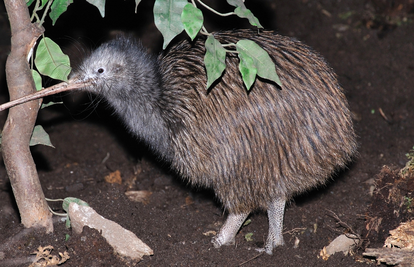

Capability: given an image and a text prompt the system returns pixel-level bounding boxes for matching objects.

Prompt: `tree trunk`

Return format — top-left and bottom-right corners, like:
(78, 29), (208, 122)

(2, 0), (53, 233)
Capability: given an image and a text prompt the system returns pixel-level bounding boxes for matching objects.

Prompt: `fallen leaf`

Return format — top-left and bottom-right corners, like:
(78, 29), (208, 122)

(385, 220), (414, 249)
(185, 196), (194, 206)
(203, 230), (217, 236)
(319, 246), (330, 260)
(29, 245), (69, 266)
(105, 170), (122, 184)
(245, 232), (253, 242)
(125, 190), (152, 204)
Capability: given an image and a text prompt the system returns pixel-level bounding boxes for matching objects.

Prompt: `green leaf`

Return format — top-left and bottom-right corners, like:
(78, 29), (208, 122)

(41, 101), (63, 109)
(204, 35), (226, 88)
(181, 3), (203, 41)
(50, 0), (73, 25)
(243, 219), (251, 226)
(236, 39), (282, 88)
(86, 0), (106, 17)
(26, 0), (35, 7)
(62, 197), (90, 213)
(27, 0), (48, 8)
(226, 0), (243, 7)
(135, 0), (142, 13)
(338, 11), (354, 20)
(30, 125), (54, 148)
(238, 50), (257, 90)
(63, 197), (90, 227)
(31, 70), (42, 91)
(154, 0), (187, 49)
(40, 0), (49, 8)
(66, 217), (71, 229)
(35, 37), (71, 81)
(234, 7), (262, 28)
(226, 0), (262, 28)
(245, 232), (254, 242)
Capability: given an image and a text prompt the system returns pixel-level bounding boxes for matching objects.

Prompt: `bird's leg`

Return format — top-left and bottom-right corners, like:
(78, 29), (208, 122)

(212, 212), (249, 248)
(257, 197), (286, 254)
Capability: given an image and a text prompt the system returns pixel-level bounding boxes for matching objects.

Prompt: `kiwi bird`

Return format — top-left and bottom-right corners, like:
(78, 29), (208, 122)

(71, 29), (357, 254)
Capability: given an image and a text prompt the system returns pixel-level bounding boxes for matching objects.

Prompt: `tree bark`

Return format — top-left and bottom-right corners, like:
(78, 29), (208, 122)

(3, 0), (53, 232)
(364, 248), (414, 267)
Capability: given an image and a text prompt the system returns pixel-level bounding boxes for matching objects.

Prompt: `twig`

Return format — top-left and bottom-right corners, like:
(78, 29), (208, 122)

(378, 108), (391, 123)
(200, 26), (210, 36)
(39, 0), (54, 26)
(0, 79), (91, 112)
(196, 0), (235, 17)
(326, 209), (360, 239)
(326, 209), (365, 253)
(283, 227), (307, 235)
(238, 252), (264, 266)
(30, 0), (41, 22)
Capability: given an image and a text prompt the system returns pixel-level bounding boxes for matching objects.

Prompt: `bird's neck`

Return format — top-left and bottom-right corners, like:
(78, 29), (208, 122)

(108, 73), (173, 161)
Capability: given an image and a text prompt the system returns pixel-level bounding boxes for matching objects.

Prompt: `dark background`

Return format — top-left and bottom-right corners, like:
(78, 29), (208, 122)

(1, 0), (413, 266)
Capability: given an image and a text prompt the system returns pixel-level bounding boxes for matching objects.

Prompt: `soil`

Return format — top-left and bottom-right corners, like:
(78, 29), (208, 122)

(1, 0), (414, 266)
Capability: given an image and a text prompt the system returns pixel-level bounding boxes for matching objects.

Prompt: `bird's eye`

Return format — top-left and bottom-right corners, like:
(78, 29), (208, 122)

(97, 68), (104, 74)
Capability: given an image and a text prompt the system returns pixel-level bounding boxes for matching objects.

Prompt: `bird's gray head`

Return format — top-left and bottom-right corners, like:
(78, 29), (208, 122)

(71, 36), (159, 100)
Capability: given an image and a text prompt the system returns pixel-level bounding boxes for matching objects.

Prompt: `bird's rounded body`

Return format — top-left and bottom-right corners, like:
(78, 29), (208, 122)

(72, 29), (357, 254)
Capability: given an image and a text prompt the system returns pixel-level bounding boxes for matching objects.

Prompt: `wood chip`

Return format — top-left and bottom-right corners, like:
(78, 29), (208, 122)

(69, 202), (153, 262)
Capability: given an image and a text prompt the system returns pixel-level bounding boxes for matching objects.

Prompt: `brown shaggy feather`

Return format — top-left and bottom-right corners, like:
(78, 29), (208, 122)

(159, 30), (356, 213)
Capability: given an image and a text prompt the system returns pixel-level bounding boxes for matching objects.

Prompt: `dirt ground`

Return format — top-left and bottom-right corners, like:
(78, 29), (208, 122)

(1, 0), (414, 266)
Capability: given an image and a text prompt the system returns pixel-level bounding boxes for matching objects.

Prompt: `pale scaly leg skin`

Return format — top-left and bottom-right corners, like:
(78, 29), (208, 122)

(212, 212), (249, 248)
(256, 197), (286, 255)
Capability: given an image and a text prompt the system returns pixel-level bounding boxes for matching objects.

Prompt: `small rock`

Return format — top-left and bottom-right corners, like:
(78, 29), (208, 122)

(293, 237), (300, 249)
(325, 234), (359, 256)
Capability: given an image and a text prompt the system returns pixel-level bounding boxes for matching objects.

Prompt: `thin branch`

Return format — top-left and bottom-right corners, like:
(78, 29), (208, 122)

(45, 198), (67, 216)
(238, 252), (264, 266)
(222, 43), (238, 54)
(45, 198), (65, 202)
(47, 206), (67, 217)
(30, 0), (41, 21)
(39, 0), (54, 26)
(0, 79), (91, 112)
(200, 26), (210, 36)
(326, 209), (360, 240)
(196, 0), (235, 17)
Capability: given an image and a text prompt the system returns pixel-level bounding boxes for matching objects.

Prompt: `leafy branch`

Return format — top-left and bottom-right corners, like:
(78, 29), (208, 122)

(27, 0), (281, 91)
(154, 0), (281, 90)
